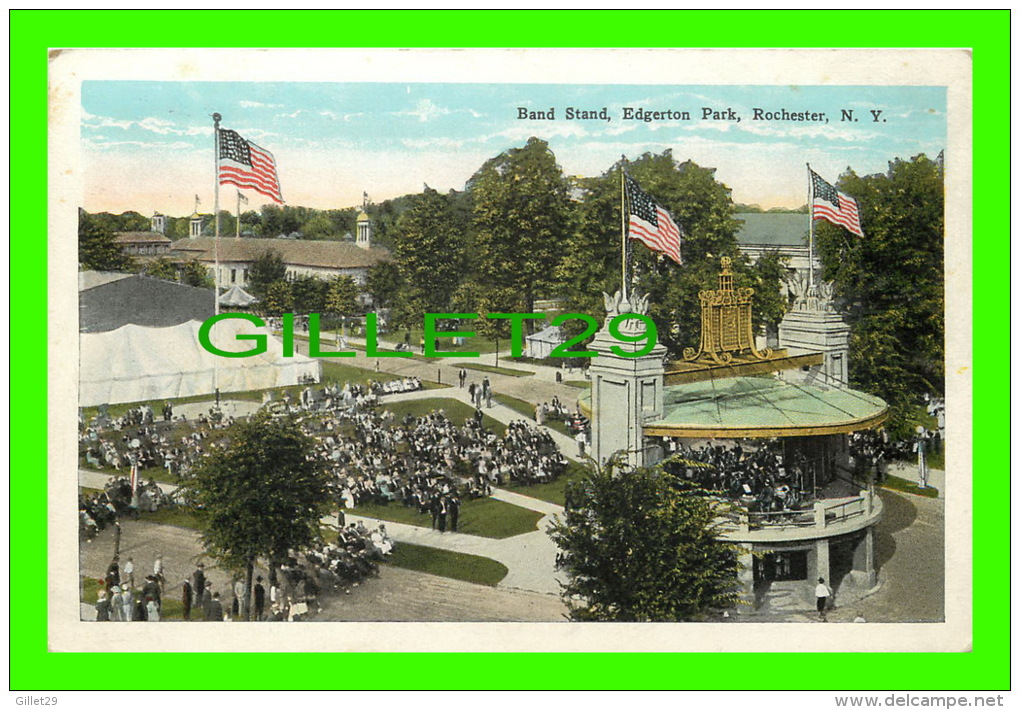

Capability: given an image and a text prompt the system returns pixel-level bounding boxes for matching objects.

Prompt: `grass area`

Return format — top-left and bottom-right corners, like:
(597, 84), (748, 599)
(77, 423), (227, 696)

(492, 393), (571, 437)
(459, 362), (535, 377)
(881, 474), (940, 499)
(563, 380), (591, 389)
(382, 542), (508, 586)
(378, 397), (506, 437)
(504, 460), (591, 508)
(138, 507), (204, 530)
(352, 495), (544, 539)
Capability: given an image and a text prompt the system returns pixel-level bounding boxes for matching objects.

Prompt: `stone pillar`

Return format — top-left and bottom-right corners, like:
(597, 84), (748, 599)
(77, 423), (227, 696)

(737, 546), (755, 609)
(588, 295), (666, 470)
(852, 527), (877, 588)
(778, 307), (850, 389)
(815, 537), (830, 586)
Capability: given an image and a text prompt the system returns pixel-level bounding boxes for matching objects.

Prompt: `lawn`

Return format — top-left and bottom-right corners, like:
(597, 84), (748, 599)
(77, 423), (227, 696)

(504, 460), (591, 508)
(383, 542), (508, 586)
(563, 380), (591, 389)
(880, 474), (940, 499)
(378, 397), (506, 437)
(492, 393), (571, 437)
(352, 495), (544, 539)
(138, 507), (204, 530)
(459, 362), (535, 377)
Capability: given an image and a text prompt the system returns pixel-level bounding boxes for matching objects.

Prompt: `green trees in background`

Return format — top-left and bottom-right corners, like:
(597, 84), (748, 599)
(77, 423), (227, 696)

(816, 154), (945, 437)
(78, 209), (133, 272)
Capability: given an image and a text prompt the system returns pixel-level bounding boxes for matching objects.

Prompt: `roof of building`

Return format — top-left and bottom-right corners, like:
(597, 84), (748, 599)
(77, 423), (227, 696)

(170, 237), (391, 270)
(735, 213), (809, 248)
(641, 376), (887, 439)
(113, 231), (173, 244)
(79, 273), (215, 333)
(79, 271), (134, 292)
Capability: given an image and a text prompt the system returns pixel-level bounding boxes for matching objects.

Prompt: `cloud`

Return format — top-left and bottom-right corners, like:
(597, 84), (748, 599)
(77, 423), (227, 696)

(395, 99), (450, 123)
(82, 110), (212, 137)
(239, 100), (283, 109)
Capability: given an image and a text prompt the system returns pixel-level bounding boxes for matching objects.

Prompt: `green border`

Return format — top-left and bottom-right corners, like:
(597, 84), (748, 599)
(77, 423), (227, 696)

(14, 9), (1008, 691)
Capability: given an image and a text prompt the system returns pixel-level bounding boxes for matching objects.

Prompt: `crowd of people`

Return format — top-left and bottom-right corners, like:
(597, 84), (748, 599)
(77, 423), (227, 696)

(79, 476), (173, 540)
(310, 404), (568, 528)
(662, 440), (802, 513)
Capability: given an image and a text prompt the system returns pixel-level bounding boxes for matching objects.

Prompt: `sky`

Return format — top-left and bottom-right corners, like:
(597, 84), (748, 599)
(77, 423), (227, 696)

(81, 81), (946, 216)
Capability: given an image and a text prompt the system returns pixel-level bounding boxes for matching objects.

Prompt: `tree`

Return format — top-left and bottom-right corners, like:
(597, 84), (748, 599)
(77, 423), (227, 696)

(179, 260), (214, 289)
(815, 154), (944, 438)
(365, 261), (404, 311)
(392, 187), (467, 314)
(549, 457), (741, 622)
(78, 209), (133, 272)
(143, 257), (178, 282)
(469, 137), (573, 319)
(325, 275), (360, 320)
(259, 280), (293, 316)
(186, 412), (332, 620)
(246, 248), (287, 298)
(290, 275), (328, 315)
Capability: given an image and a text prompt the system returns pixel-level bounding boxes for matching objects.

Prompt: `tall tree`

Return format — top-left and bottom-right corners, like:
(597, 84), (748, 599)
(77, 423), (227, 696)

(186, 412), (332, 620)
(259, 280), (293, 316)
(365, 261), (404, 312)
(78, 209), (132, 272)
(549, 457), (740, 621)
(246, 248), (287, 298)
(392, 186), (467, 315)
(470, 137), (572, 318)
(290, 275), (328, 315)
(815, 154), (945, 438)
(325, 275), (361, 319)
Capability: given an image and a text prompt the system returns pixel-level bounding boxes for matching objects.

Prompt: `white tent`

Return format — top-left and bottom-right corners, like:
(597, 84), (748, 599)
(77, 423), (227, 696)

(219, 285), (257, 308)
(524, 325), (564, 360)
(79, 318), (320, 406)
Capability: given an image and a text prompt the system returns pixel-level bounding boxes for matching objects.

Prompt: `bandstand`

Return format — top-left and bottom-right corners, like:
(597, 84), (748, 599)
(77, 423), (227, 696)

(585, 258), (888, 613)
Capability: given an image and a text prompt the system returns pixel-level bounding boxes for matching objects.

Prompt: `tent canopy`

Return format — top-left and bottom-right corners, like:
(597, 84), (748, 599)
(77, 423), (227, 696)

(219, 284), (257, 307)
(525, 325), (564, 359)
(79, 318), (320, 406)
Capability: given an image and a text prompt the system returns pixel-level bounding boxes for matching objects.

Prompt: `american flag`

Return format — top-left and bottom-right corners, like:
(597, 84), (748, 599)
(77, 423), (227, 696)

(219, 129), (284, 203)
(626, 176), (683, 265)
(810, 168), (863, 237)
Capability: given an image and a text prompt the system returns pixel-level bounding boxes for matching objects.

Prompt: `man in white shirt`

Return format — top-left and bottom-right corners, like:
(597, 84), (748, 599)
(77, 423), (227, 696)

(815, 577), (831, 621)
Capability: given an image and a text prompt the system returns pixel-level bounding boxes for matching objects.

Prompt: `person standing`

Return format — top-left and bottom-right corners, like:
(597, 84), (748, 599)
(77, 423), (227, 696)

(123, 556), (135, 589)
(95, 590), (111, 621)
(105, 556), (121, 592)
(191, 564), (206, 609)
(153, 554), (164, 590)
(205, 592), (225, 621)
(815, 577), (831, 622)
(181, 579), (193, 621)
(122, 586), (134, 622)
(575, 430), (587, 457)
(458, 369), (467, 388)
(437, 497), (448, 533)
(448, 495), (460, 533)
(915, 426), (930, 489)
(254, 576), (266, 621)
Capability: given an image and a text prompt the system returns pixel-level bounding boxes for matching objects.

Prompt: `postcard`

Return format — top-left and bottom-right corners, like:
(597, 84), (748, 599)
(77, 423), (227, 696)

(50, 47), (971, 652)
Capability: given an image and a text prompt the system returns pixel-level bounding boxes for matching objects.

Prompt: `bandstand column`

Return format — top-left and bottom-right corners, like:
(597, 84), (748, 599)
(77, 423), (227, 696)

(588, 293), (666, 470)
(815, 537), (831, 585)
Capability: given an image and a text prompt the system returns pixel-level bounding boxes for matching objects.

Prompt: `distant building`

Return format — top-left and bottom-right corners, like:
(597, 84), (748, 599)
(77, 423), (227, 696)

(734, 212), (815, 298)
(169, 236), (390, 304)
(112, 213), (172, 261)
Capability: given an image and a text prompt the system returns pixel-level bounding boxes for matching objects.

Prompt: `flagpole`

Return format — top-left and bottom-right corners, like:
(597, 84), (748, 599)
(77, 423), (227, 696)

(236, 190), (242, 239)
(620, 168), (628, 302)
(213, 113), (221, 404)
(806, 163), (815, 293)
(213, 113), (222, 314)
